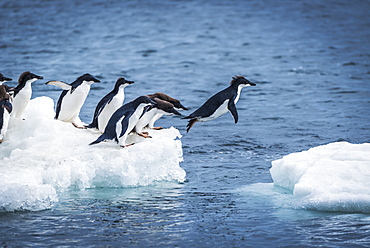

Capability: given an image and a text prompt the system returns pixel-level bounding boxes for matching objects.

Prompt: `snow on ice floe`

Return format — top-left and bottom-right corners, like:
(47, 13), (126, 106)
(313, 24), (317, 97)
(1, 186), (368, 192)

(270, 142), (370, 213)
(0, 97), (185, 212)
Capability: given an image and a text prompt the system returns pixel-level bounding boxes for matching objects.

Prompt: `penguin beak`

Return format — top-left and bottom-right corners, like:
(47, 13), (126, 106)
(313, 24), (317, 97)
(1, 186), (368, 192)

(127, 80), (135, 84)
(247, 82), (256, 86)
(2, 77), (12, 82)
(151, 102), (158, 110)
(172, 109), (182, 116)
(144, 105), (151, 112)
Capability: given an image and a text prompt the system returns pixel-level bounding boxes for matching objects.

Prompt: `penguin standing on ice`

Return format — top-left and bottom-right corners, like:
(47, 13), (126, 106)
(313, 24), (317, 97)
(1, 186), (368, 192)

(133, 97), (181, 138)
(89, 96), (156, 147)
(183, 76), (256, 132)
(46, 73), (100, 128)
(11, 71), (43, 118)
(0, 73), (12, 85)
(0, 85), (12, 143)
(86, 77), (134, 132)
(145, 92), (188, 130)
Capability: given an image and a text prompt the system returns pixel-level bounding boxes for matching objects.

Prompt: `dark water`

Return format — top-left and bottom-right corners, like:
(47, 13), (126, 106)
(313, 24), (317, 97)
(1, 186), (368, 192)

(1, 0), (370, 247)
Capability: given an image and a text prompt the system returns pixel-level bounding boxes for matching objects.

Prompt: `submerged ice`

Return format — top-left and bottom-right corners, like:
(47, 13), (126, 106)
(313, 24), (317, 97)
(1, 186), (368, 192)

(270, 142), (370, 213)
(0, 97), (185, 212)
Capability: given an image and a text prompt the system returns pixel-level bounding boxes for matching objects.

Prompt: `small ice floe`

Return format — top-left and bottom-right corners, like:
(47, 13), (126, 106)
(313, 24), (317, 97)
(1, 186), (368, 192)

(270, 142), (370, 213)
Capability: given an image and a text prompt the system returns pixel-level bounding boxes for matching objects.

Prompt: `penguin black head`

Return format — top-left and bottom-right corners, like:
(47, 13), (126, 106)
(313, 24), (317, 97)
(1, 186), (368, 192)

(231, 76), (256, 87)
(77, 73), (100, 84)
(136, 95), (157, 105)
(18, 71), (43, 85)
(134, 95), (157, 111)
(115, 77), (135, 89)
(0, 73), (12, 83)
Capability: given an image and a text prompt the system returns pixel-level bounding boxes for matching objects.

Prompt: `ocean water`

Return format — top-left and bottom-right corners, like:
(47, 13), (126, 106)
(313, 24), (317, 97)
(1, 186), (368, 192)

(1, 0), (370, 247)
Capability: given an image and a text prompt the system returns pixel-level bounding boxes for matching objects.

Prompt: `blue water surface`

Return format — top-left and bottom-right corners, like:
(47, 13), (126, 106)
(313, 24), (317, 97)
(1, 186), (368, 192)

(1, 0), (370, 247)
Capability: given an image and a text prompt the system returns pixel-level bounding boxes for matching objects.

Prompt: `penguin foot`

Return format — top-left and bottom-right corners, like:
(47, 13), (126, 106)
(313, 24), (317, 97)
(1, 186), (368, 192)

(121, 143), (135, 148)
(138, 132), (152, 138)
(0, 139), (2, 144)
(152, 127), (163, 130)
(72, 123), (87, 129)
(186, 119), (197, 133)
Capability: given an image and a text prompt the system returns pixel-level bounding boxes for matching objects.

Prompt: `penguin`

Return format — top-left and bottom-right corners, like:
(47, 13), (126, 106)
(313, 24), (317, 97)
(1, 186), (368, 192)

(46, 73), (100, 128)
(145, 92), (188, 130)
(89, 96), (156, 147)
(11, 71), (43, 118)
(86, 77), (134, 132)
(183, 76), (256, 132)
(0, 85), (12, 143)
(0, 73), (12, 85)
(134, 97), (181, 138)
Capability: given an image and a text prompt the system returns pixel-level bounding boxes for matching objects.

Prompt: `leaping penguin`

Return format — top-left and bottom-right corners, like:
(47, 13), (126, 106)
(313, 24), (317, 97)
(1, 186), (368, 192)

(46, 73), (100, 128)
(86, 77), (134, 132)
(11, 71), (43, 118)
(0, 85), (12, 143)
(134, 98), (181, 138)
(146, 92), (188, 130)
(0, 73), (12, 85)
(89, 96), (156, 147)
(183, 76), (256, 132)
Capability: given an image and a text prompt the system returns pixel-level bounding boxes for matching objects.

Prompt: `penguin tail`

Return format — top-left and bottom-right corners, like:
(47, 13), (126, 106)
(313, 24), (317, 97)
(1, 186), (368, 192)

(186, 118), (197, 133)
(89, 134), (105, 146)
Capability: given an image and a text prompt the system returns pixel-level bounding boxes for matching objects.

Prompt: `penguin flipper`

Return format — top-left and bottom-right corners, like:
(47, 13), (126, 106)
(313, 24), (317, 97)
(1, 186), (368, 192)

(2, 100), (12, 114)
(228, 100), (238, 123)
(118, 116), (130, 138)
(88, 94), (113, 128)
(87, 105), (103, 129)
(46, 81), (72, 91)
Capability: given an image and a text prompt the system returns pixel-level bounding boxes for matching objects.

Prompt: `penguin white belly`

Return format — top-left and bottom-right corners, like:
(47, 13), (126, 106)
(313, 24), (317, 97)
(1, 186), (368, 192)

(200, 99), (229, 122)
(0, 110), (11, 140)
(58, 85), (90, 123)
(135, 109), (157, 133)
(116, 105), (146, 146)
(148, 113), (164, 128)
(98, 96), (124, 132)
(11, 84), (32, 118)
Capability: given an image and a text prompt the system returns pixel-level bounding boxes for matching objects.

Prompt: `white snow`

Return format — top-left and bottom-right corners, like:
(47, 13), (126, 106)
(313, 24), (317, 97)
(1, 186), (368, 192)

(270, 142), (370, 213)
(0, 97), (185, 212)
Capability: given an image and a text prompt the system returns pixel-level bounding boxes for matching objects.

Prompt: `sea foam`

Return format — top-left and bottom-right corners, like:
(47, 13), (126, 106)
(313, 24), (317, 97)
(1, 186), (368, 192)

(0, 97), (185, 212)
(270, 142), (370, 213)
